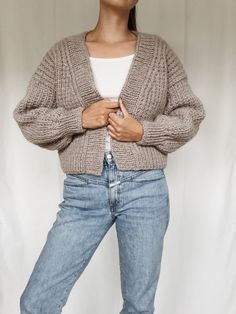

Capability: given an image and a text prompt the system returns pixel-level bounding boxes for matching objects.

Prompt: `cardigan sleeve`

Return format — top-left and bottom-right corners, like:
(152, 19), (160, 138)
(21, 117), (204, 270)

(136, 41), (206, 155)
(12, 41), (87, 151)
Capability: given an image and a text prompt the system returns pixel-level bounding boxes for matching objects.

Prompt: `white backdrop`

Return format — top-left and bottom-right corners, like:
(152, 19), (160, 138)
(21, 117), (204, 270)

(1, 0), (236, 313)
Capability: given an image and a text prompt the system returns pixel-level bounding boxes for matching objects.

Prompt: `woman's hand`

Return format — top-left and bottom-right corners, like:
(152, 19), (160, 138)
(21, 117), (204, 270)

(107, 98), (144, 142)
(82, 100), (120, 129)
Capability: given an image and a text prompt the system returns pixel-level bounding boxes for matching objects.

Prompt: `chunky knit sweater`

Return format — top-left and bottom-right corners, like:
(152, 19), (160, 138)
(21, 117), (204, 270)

(13, 30), (206, 176)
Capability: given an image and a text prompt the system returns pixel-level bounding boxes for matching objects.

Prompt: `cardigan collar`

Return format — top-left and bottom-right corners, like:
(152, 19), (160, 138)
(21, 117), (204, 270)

(66, 30), (156, 114)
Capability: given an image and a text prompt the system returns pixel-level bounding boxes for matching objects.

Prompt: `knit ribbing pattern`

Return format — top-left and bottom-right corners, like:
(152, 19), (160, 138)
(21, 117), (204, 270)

(13, 31), (206, 175)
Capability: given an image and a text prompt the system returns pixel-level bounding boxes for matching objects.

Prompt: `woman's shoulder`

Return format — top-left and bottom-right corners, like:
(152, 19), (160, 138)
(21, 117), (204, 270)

(140, 31), (169, 46)
(44, 32), (84, 55)
(44, 30), (180, 69)
(138, 31), (182, 62)
(142, 31), (187, 84)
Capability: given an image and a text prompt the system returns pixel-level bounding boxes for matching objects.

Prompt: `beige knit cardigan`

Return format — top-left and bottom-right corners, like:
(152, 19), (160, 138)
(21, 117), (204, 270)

(13, 31), (206, 175)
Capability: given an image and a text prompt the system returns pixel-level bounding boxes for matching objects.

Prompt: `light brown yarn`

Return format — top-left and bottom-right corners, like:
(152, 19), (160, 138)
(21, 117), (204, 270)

(13, 31), (206, 175)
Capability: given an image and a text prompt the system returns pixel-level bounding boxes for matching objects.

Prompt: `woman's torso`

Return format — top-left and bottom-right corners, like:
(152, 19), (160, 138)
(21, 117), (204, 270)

(89, 53), (135, 152)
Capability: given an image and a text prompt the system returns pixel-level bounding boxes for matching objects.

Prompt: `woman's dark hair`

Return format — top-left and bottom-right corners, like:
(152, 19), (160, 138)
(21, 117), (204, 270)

(128, 5), (137, 31)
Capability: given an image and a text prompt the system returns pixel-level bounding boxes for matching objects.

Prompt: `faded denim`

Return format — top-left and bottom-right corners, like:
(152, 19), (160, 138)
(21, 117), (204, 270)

(20, 151), (170, 314)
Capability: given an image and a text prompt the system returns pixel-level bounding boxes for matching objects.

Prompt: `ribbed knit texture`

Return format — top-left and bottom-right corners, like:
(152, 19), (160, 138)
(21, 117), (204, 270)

(13, 31), (206, 175)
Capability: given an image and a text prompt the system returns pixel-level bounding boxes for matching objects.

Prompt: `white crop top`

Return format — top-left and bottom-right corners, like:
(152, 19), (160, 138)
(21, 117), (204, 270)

(89, 53), (134, 152)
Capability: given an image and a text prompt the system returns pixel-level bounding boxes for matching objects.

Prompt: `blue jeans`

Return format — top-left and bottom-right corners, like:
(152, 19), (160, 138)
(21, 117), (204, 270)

(20, 151), (170, 314)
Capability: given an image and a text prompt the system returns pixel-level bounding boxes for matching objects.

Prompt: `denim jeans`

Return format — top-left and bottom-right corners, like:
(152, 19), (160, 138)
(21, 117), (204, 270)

(20, 151), (170, 314)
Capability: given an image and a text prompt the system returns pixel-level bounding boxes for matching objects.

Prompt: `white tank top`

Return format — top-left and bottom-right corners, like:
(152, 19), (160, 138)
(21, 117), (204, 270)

(89, 53), (134, 152)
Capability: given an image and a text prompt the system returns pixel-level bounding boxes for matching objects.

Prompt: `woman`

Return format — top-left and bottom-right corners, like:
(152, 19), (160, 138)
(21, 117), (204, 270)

(13, 0), (206, 313)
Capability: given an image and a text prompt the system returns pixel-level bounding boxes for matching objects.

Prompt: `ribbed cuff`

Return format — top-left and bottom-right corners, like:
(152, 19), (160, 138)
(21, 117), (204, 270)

(62, 106), (87, 135)
(136, 117), (167, 146)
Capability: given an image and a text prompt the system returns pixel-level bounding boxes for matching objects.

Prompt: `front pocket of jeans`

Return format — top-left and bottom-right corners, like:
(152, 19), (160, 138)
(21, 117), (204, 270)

(131, 169), (165, 182)
(64, 174), (88, 186)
